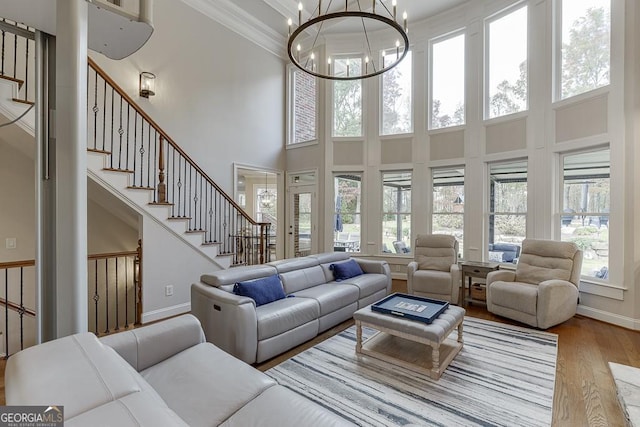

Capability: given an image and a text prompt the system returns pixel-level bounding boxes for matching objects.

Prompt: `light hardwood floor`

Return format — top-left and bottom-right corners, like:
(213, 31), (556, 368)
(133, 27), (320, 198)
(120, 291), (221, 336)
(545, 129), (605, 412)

(0, 280), (637, 427)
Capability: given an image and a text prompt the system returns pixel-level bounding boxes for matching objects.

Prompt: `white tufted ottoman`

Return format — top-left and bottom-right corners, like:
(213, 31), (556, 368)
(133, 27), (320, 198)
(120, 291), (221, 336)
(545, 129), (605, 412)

(353, 304), (465, 380)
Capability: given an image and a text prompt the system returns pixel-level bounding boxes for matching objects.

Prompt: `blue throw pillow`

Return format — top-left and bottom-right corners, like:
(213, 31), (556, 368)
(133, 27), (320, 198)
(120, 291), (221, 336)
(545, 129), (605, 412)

(233, 275), (286, 306)
(330, 259), (364, 282)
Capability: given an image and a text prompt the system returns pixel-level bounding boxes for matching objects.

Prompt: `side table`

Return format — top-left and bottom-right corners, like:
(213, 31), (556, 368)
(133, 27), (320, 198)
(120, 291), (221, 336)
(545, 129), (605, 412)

(459, 261), (500, 306)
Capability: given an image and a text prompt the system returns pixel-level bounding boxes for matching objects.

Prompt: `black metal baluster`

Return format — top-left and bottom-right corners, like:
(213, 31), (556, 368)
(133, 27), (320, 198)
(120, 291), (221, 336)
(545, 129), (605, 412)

(126, 105), (130, 171)
(110, 87), (114, 155)
(12, 32), (16, 79)
(177, 156), (182, 217)
(147, 126), (152, 189)
(102, 77), (107, 151)
(125, 256), (129, 328)
(104, 259), (109, 334)
(19, 267), (24, 350)
(132, 111), (138, 185)
(139, 117), (145, 188)
(187, 164), (192, 226)
(115, 258), (119, 331)
(5, 269), (9, 359)
(94, 259), (99, 334)
(1, 28), (5, 76)
(171, 147), (176, 217)
(93, 69), (98, 150)
(117, 97), (123, 169)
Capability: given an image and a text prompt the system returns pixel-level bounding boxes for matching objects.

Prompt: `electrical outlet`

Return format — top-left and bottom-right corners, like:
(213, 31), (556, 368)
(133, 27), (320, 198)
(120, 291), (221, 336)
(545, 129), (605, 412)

(5, 238), (16, 250)
(165, 285), (174, 296)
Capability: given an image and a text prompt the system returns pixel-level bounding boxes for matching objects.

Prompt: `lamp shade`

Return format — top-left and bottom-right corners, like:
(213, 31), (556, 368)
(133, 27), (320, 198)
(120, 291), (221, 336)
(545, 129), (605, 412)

(139, 72), (155, 97)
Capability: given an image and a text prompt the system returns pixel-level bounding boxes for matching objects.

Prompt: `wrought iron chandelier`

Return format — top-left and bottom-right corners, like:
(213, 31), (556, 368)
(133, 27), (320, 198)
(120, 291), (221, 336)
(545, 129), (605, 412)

(287, 0), (409, 81)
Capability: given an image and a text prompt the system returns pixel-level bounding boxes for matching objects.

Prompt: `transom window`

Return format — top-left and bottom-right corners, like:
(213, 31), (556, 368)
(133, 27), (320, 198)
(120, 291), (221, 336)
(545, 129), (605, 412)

(430, 32), (465, 129)
(432, 167), (465, 258)
(333, 57), (363, 137)
(560, 149), (610, 279)
(381, 50), (412, 135)
(556, 0), (611, 100)
(486, 4), (528, 119)
(382, 171), (412, 255)
(289, 67), (317, 144)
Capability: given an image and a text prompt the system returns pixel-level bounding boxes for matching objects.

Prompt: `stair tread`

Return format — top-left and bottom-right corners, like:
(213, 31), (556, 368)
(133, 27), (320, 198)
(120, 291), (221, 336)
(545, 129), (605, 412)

(168, 216), (191, 221)
(12, 97), (34, 105)
(202, 242), (222, 246)
(185, 230), (205, 234)
(103, 167), (135, 174)
(0, 74), (24, 89)
(87, 148), (112, 155)
(126, 186), (154, 191)
(148, 202), (174, 206)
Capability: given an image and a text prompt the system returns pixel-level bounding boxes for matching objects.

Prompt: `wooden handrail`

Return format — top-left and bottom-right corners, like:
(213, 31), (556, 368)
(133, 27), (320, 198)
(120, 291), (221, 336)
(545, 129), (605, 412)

(0, 260), (35, 269)
(87, 57), (268, 229)
(88, 250), (138, 260)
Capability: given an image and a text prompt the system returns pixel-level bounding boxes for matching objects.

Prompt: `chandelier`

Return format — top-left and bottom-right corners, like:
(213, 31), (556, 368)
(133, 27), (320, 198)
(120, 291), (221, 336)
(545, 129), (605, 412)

(287, 0), (409, 81)
(259, 173), (276, 209)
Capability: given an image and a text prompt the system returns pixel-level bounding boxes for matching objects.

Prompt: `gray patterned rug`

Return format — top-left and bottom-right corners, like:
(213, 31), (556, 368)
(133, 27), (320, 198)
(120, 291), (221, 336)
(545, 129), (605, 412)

(265, 317), (557, 427)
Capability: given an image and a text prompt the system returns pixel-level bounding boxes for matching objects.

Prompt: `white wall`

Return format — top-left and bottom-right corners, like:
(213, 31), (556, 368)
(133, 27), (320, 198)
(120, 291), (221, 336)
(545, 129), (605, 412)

(89, 0), (286, 193)
(284, 0), (640, 328)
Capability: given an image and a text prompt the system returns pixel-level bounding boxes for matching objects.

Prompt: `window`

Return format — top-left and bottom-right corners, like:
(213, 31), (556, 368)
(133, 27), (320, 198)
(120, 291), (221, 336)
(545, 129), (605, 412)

(289, 68), (317, 144)
(557, 0), (610, 100)
(381, 50), (412, 135)
(560, 149), (610, 279)
(382, 171), (412, 254)
(432, 168), (465, 257)
(486, 5), (528, 119)
(488, 161), (527, 263)
(333, 174), (362, 253)
(430, 33), (465, 129)
(333, 57), (362, 137)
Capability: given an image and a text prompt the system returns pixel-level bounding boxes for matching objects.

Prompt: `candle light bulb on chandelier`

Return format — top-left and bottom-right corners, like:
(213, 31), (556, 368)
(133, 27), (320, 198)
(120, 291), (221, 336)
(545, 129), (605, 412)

(287, 18), (292, 35)
(403, 11), (408, 32)
(298, 2), (303, 25)
(392, 0), (397, 19)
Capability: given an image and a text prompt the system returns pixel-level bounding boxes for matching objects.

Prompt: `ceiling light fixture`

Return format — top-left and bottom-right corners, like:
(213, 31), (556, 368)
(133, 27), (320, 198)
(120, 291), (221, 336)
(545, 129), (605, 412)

(287, 0), (409, 81)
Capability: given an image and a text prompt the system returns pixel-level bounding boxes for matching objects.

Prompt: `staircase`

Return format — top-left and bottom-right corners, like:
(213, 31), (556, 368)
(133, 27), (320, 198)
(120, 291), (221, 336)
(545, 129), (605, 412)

(1, 21), (272, 270)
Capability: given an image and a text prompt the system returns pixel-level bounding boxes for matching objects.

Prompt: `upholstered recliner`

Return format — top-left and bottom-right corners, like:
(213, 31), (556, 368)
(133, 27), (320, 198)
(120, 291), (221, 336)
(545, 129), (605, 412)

(407, 234), (460, 304)
(486, 238), (583, 329)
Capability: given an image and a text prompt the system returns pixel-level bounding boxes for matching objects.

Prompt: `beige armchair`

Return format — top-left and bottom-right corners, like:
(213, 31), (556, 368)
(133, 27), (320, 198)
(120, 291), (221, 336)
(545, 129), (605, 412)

(407, 234), (460, 304)
(486, 238), (583, 329)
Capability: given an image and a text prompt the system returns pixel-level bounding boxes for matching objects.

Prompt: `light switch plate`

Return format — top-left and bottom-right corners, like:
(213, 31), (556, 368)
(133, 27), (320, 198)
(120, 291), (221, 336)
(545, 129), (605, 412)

(5, 238), (16, 249)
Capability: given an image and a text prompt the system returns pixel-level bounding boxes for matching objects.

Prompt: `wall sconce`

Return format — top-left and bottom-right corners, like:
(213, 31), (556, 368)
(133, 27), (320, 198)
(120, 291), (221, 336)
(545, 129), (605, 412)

(139, 71), (156, 98)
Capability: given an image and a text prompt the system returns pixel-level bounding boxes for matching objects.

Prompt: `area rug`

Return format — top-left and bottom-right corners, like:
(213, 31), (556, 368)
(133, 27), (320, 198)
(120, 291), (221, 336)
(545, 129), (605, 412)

(265, 317), (557, 427)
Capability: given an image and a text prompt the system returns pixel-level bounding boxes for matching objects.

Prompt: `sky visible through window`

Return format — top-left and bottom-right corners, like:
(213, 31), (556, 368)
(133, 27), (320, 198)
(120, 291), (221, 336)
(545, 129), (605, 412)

(432, 34), (464, 129)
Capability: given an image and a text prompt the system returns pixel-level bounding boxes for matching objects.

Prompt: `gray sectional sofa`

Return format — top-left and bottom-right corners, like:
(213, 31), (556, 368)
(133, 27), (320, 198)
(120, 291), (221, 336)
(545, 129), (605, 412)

(5, 314), (353, 426)
(191, 252), (391, 364)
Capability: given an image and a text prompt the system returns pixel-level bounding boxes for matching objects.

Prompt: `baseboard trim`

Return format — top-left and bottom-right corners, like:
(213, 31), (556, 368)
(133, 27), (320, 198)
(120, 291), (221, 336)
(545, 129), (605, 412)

(142, 302), (191, 324)
(577, 305), (640, 330)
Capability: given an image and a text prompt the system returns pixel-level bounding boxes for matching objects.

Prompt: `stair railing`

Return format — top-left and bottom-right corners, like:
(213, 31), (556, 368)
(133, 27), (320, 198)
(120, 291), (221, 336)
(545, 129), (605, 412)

(88, 242), (142, 336)
(0, 19), (34, 104)
(0, 259), (36, 358)
(87, 58), (271, 266)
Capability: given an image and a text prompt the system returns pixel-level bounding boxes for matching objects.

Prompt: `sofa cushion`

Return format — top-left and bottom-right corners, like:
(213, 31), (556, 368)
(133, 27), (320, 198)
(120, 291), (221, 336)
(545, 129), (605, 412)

(279, 265), (327, 294)
(292, 283), (359, 316)
(339, 273), (388, 299)
(141, 342), (277, 427)
(489, 281), (538, 315)
(234, 275), (286, 306)
(220, 385), (354, 427)
(257, 297), (320, 340)
(5, 333), (151, 419)
(330, 259), (364, 281)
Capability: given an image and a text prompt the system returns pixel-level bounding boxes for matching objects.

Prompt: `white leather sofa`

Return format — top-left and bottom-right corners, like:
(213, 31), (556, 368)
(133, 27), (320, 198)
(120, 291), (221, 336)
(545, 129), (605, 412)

(192, 252), (391, 364)
(5, 314), (353, 426)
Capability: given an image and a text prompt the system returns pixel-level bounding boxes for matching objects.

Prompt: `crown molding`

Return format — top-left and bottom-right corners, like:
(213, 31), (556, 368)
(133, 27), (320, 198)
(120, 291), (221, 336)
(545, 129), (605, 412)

(180, 0), (287, 59)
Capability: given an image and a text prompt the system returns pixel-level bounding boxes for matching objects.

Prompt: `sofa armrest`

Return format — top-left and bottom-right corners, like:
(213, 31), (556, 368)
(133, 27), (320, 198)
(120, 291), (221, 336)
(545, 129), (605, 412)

(450, 264), (461, 304)
(191, 282), (259, 364)
(355, 258), (392, 294)
(486, 270), (516, 286)
(537, 279), (579, 329)
(406, 261), (418, 293)
(99, 314), (205, 372)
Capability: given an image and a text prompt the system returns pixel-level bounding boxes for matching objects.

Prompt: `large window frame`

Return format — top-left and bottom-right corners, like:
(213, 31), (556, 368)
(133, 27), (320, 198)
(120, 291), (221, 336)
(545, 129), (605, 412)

(487, 160), (528, 264)
(380, 49), (413, 136)
(287, 64), (318, 146)
(431, 167), (465, 258)
(484, 2), (529, 120)
(559, 148), (610, 280)
(382, 171), (412, 255)
(553, 0), (611, 101)
(429, 30), (466, 130)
